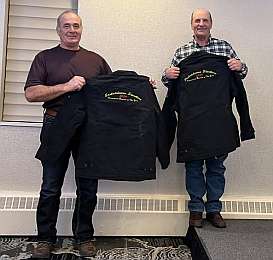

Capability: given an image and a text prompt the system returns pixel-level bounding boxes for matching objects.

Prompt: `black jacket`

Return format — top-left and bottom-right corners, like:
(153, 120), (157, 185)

(162, 52), (255, 162)
(76, 71), (169, 181)
(36, 91), (85, 163)
(36, 71), (169, 181)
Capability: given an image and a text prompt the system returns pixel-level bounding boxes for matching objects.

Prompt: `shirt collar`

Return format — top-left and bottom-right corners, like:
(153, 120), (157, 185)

(192, 35), (212, 47)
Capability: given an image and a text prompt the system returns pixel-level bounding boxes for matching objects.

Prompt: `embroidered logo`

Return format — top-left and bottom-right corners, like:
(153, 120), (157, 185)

(105, 91), (142, 102)
(184, 70), (217, 82)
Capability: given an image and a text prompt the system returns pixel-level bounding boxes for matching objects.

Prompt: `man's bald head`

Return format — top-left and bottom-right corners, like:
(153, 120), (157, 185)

(191, 9), (212, 25)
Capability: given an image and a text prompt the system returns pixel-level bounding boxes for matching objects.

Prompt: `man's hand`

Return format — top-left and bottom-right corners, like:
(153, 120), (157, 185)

(227, 58), (243, 71)
(66, 76), (86, 92)
(164, 67), (180, 79)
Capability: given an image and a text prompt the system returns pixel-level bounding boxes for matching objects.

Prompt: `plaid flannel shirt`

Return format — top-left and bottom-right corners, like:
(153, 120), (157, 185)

(162, 36), (248, 86)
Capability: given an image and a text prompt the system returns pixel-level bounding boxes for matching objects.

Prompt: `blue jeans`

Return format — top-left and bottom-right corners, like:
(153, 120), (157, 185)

(36, 114), (98, 243)
(185, 154), (228, 213)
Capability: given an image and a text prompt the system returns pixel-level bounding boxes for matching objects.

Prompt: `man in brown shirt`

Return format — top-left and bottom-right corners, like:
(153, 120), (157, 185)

(25, 10), (111, 258)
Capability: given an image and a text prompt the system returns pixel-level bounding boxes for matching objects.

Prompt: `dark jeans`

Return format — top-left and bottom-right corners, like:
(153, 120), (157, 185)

(185, 154), (228, 213)
(36, 114), (98, 243)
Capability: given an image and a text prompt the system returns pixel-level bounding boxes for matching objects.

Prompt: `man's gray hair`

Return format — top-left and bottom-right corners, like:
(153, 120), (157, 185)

(56, 10), (82, 29)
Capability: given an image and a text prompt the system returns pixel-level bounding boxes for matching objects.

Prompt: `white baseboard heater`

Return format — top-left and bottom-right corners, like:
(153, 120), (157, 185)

(0, 193), (272, 235)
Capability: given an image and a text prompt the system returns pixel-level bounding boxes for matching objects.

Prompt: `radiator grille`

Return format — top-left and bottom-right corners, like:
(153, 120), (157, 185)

(2, 196), (273, 215)
(221, 200), (273, 214)
(0, 196), (182, 213)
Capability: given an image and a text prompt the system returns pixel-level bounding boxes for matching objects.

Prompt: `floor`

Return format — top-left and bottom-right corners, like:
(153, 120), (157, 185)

(0, 236), (192, 259)
(191, 219), (273, 260)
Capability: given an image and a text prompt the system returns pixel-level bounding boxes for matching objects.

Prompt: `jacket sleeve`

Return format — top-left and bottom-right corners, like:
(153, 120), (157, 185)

(149, 88), (170, 169)
(232, 74), (255, 141)
(161, 84), (178, 152)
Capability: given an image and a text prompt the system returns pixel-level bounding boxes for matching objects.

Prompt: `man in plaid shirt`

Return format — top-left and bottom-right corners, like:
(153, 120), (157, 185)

(162, 9), (248, 87)
(161, 9), (248, 229)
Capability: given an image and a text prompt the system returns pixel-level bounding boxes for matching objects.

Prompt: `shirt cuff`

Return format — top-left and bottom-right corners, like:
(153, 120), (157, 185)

(239, 62), (248, 79)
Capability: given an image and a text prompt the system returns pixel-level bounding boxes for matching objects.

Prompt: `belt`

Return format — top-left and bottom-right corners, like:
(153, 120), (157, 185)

(45, 108), (58, 117)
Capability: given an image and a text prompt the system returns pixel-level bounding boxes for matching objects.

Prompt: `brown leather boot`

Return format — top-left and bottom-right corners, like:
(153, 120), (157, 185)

(189, 211), (203, 228)
(32, 241), (54, 259)
(76, 240), (97, 257)
(206, 212), (226, 228)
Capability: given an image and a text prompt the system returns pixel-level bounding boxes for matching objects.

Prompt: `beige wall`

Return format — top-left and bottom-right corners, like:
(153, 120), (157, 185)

(0, 0), (272, 198)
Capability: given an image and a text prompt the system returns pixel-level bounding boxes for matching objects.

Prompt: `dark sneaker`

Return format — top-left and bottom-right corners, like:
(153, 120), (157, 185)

(189, 211), (203, 228)
(206, 212), (227, 228)
(76, 240), (97, 257)
(32, 241), (53, 259)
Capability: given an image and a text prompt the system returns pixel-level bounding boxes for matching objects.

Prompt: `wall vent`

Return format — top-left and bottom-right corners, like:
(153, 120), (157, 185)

(222, 200), (273, 214)
(0, 194), (184, 213)
(2, 195), (273, 217)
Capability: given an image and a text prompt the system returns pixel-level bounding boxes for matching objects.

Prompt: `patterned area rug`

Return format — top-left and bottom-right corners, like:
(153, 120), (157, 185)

(0, 236), (192, 259)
